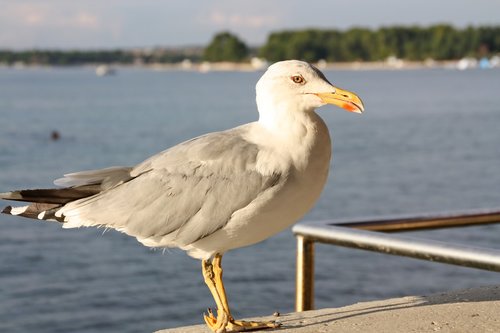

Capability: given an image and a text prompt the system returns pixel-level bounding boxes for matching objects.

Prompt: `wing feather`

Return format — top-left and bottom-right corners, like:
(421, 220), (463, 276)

(57, 127), (287, 248)
(54, 166), (133, 189)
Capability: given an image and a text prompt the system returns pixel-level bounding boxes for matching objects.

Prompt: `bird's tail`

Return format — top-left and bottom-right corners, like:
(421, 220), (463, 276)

(1, 186), (100, 222)
(1, 166), (133, 223)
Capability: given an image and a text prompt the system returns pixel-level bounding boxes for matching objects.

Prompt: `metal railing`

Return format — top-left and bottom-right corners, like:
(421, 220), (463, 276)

(293, 208), (500, 312)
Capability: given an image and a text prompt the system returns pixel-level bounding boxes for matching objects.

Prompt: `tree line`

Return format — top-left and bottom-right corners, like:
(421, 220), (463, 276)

(0, 48), (202, 66)
(1, 24), (498, 66)
(0, 50), (134, 65)
(258, 25), (500, 62)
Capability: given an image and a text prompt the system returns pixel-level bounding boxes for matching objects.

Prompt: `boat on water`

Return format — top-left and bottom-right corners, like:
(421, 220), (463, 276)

(95, 65), (116, 76)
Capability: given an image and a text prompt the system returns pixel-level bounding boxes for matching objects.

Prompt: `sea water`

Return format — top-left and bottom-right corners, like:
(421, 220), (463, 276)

(0, 67), (499, 332)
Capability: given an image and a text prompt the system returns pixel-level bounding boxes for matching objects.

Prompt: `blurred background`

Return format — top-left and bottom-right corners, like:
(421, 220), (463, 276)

(0, 1), (499, 332)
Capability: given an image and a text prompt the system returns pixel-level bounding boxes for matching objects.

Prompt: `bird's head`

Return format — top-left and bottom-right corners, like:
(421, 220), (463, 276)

(256, 60), (364, 117)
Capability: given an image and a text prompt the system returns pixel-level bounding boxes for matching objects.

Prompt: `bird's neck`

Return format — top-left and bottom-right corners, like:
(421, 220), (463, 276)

(258, 101), (324, 139)
(257, 102), (331, 171)
(258, 100), (312, 131)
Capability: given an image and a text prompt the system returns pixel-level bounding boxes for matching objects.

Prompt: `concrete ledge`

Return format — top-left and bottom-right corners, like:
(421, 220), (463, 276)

(157, 285), (500, 333)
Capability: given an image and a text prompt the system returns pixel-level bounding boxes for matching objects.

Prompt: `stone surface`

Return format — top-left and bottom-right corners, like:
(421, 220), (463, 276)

(156, 285), (500, 333)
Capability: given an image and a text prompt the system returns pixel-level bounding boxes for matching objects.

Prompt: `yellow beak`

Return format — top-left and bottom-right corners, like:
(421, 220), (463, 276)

(315, 87), (365, 114)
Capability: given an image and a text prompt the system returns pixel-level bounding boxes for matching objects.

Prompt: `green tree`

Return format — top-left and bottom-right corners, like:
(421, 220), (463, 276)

(258, 31), (291, 61)
(258, 25), (500, 62)
(203, 32), (249, 62)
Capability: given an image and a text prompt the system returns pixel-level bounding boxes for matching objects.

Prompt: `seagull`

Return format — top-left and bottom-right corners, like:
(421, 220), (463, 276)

(1, 60), (364, 332)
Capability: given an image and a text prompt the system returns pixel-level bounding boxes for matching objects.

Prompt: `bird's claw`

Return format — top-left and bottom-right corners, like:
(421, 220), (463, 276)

(226, 319), (280, 331)
(204, 308), (217, 327)
(204, 309), (279, 332)
(204, 308), (230, 332)
(206, 308), (216, 319)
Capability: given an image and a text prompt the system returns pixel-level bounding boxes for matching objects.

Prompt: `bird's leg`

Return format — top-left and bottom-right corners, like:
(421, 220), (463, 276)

(211, 254), (233, 319)
(203, 254), (280, 332)
(202, 257), (229, 331)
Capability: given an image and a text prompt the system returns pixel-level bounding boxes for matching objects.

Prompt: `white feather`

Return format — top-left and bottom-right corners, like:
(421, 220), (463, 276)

(10, 206), (29, 216)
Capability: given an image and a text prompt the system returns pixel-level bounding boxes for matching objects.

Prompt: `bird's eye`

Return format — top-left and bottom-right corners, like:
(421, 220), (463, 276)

(291, 75), (305, 84)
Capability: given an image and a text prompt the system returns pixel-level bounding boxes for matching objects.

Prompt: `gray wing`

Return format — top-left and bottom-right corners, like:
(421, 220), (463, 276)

(58, 127), (286, 247)
(54, 166), (133, 190)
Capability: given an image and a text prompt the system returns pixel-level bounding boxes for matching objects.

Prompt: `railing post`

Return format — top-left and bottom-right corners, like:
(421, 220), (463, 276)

(295, 235), (315, 312)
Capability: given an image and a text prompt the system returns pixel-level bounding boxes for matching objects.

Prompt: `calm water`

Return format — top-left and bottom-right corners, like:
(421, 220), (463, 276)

(0, 66), (499, 333)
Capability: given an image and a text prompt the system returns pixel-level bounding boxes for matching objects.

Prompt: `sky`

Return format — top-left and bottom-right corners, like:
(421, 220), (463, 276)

(1, 0), (499, 50)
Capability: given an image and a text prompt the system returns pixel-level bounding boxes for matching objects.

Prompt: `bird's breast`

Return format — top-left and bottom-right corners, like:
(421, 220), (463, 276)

(228, 115), (332, 243)
(183, 114), (333, 258)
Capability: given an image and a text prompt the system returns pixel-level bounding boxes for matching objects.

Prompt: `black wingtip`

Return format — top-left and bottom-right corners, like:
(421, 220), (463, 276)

(2, 206), (12, 214)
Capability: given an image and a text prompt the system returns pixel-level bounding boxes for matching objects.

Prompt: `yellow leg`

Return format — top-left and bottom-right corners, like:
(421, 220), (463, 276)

(202, 254), (280, 333)
(212, 254), (232, 317)
(202, 258), (229, 331)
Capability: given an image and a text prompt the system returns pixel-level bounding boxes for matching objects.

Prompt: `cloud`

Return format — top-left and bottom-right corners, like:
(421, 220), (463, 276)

(73, 12), (100, 29)
(21, 6), (45, 25)
(0, 3), (123, 48)
(2, 3), (101, 30)
(208, 11), (278, 29)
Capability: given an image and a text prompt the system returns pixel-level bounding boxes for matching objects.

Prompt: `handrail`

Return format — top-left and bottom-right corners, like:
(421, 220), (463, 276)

(323, 208), (500, 232)
(293, 209), (500, 312)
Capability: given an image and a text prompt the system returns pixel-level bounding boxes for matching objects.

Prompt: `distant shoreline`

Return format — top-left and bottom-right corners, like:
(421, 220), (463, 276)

(1, 59), (496, 72)
(141, 60), (467, 72)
